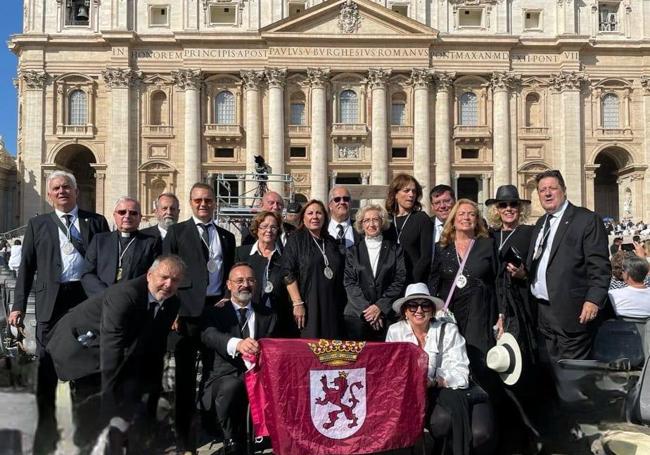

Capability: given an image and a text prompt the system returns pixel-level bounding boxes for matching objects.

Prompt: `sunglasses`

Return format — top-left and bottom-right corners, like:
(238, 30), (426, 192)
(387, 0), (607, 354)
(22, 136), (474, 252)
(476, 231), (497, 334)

(332, 196), (351, 203)
(497, 201), (520, 209)
(192, 198), (213, 204)
(115, 209), (139, 217)
(405, 302), (434, 313)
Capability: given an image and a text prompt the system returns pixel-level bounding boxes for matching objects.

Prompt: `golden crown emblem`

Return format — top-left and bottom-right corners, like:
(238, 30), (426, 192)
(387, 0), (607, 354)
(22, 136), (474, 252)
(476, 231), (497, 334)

(308, 339), (366, 366)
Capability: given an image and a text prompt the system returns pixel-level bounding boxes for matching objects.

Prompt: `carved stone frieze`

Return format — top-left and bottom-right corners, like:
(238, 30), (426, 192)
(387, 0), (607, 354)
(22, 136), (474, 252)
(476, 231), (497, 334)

(306, 68), (331, 88)
(338, 0), (362, 34)
(240, 70), (265, 90)
(20, 70), (48, 90)
(102, 68), (142, 88)
(265, 68), (287, 89)
(338, 144), (360, 160)
(409, 68), (433, 89)
(171, 69), (203, 90)
(367, 68), (392, 89)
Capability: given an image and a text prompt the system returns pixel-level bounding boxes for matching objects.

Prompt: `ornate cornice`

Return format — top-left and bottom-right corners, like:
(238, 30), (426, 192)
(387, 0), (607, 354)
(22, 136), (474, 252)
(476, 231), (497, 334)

(240, 70), (265, 90)
(367, 68), (392, 89)
(102, 68), (142, 88)
(434, 71), (456, 90)
(549, 71), (588, 91)
(306, 68), (331, 88)
(20, 70), (48, 90)
(338, 0), (362, 34)
(490, 71), (521, 91)
(171, 69), (202, 90)
(265, 67), (287, 89)
(408, 68), (433, 89)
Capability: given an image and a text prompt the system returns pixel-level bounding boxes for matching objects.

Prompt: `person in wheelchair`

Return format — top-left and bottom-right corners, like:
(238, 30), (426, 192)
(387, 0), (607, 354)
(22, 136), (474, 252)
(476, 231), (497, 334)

(386, 283), (493, 455)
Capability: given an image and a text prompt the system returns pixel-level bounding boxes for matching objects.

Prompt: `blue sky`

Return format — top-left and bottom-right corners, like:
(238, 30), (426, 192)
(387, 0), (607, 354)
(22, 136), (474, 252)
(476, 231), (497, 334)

(0, 2), (23, 157)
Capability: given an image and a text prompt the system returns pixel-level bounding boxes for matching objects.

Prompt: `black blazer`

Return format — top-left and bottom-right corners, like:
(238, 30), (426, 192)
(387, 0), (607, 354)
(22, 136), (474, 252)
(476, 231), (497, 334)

(81, 230), (161, 296)
(13, 210), (110, 322)
(343, 238), (406, 318)
(526, 203), (611, 332)
(235, 244), (287, 310)
(200, 302), (276, 408)
(241, 221), (296, 246)
(163, 218), (236, 317)
(140, 224), (163, 240)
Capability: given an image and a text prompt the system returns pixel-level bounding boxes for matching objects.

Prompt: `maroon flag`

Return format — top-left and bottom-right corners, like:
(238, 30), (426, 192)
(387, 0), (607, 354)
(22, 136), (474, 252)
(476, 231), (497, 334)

(245, 338), (428, 455)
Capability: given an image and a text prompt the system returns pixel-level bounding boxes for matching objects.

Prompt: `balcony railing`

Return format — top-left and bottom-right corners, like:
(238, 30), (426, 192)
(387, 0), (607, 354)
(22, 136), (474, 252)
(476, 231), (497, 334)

(390, 125), (414, 136)
(331, 123), (368, 140)
(288, 125), (311, 137)
(519, 126), (549, 137)
(204, 124), (243, 141)
(142, 125), (174, 137)
(56, 124), (94, 138)
(453, 125), (491, 139)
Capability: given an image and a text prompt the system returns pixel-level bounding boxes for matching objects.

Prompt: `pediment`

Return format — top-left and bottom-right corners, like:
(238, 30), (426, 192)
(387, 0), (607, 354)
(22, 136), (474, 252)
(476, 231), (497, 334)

(261, 0), (437, 39)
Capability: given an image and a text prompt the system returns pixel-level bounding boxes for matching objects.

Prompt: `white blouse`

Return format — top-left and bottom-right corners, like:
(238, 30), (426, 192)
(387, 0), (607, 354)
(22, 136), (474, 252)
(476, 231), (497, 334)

(385, 320), (470, 390)
(365, 235), (383, 277)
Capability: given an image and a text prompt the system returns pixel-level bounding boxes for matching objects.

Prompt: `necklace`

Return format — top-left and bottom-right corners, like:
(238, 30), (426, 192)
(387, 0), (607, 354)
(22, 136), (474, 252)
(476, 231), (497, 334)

(393, 212), (412, 245)
(498, 226), (518, 251)
(311, 235), (333, 279)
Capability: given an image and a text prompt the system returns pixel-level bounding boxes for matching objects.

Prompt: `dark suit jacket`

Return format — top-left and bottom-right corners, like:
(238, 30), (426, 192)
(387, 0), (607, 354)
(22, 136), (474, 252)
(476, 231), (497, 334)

(241, 221), (296, 246)
(140, 224), (163, 240)
(343, 238), (406, 318)
(81, 230), (161, 296)
(163, 218), (236, 317)
(200, 302), (276, 408)
(526, 202), (611, 332)
(13, 209), (110, 322)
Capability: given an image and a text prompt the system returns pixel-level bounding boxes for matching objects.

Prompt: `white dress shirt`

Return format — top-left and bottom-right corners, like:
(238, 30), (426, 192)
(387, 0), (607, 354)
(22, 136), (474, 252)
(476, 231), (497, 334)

(226, 301), (256, 369)
(433, 218), (445, 243)
(54, 206), (84, 282)
(530, 199), (569, 300)
(385, 320), (469, 389)
(158, 225), (168, 239)
(328, 218), (355, 248)
(193, 216), (224, 297)
(608, 286), (650, 318)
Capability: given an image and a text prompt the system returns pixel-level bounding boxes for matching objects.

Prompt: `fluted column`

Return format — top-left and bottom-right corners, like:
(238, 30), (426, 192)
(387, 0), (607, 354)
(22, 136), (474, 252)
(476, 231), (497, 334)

(550, 71), (587, 203)
(20, 70), (48, 221)
(172, 69), (203, 211)
(241, 70), (264, 203)
(434, 72), (455, 186)
(103, 68), (140, 208)
(410, 69), (433, 211)
(307, 68), (330, 202)
(266, 68), (287, 194)
(491, 72), (520, 190)
(368, 68), (391, 186)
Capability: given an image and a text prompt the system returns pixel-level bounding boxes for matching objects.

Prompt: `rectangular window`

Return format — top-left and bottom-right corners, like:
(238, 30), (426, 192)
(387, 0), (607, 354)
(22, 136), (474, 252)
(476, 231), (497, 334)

(214, 148), (235, 159)
(458, 9), (483, 27)
(524, 11), (541, 30)
(210, 5), (237, 25)
(65, 0), (90, 27)
(391, 103), (406, 125)
(150, 6), (169, 27)
(391, 147), (408, 158)
(290, 103), (305, 125)
(290, 147), (307, 158)
(598, 3), (619, 31)
(461, 148), (480, 160)
(391, 5), (408, 16)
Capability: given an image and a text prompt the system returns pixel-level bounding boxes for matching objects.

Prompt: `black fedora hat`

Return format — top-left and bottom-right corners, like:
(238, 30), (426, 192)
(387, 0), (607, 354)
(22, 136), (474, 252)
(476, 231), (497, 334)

(485, 185), (531, 206)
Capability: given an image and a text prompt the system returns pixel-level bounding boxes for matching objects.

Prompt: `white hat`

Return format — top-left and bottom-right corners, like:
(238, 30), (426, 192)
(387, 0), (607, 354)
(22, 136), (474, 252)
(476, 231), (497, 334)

(486, 332), (522, 386)
(392, 283), (444, 314)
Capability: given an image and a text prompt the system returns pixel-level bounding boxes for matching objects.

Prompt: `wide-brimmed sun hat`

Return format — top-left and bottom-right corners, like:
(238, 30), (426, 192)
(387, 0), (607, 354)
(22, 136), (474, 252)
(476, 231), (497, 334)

(485, 185), (531, 206)
(392, 283), (444, 314)
(486, 332), (523, 386)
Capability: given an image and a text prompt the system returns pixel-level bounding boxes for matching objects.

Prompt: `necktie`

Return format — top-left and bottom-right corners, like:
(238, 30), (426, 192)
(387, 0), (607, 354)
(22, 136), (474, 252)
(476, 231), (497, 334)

(200, 223), (211, 246)
(337, 224), (345, 245)
(148, 301), (158, 320)
(238, 307), (250, 339)
(63, 214), (82, 241)
(530, 214), (553, 278)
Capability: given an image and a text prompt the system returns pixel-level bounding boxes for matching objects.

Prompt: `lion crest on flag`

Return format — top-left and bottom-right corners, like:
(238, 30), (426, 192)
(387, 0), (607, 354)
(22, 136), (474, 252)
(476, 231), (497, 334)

(310, 368), (367, 439)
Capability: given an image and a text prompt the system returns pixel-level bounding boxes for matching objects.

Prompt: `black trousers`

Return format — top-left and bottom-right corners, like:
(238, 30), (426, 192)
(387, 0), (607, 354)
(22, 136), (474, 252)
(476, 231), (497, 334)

(343, 314), (386, 342)
(207, 374), (247, 442)
(34, 282), (87, 455)
(536, 298), (595, 361)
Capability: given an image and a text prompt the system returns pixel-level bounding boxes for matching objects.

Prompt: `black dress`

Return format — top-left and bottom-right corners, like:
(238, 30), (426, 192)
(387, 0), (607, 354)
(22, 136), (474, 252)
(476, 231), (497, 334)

(280, 229), (345, 339)
(384, 210), (433, 285)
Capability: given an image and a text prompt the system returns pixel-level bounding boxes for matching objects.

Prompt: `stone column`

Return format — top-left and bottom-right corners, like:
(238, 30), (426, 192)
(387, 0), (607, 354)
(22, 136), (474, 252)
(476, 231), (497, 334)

(368, 68), (391, 187)
(410, 68), (433, 211)
(584, 167), (597, 211)
(240, 70), (264, 204)
(550, 71), (587, 203)
(172, 69), (203, 212)
(307, 68), (330, 202)
(641, 76), (650, 221)
(491, 72), (519, 190)
(434, 72), (455, 186)
(20, 70), (48, 221)
(266, 68), (287, 194)
(102, 68), (140, 207)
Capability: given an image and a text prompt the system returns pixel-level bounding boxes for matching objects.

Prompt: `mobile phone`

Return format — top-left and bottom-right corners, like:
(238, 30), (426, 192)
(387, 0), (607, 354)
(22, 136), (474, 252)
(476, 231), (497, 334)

(621, 243), (635, 252)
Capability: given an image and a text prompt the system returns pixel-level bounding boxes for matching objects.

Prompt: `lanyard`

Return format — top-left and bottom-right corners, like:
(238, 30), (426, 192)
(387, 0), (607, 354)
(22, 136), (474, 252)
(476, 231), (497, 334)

(393, 212), (412, 245)
(311, 235), (330, 269)
(118, 237), (136, 268)
(498, 227), (517, 251)
(199, 224), (215, 258)
(444, 239), (475, 310)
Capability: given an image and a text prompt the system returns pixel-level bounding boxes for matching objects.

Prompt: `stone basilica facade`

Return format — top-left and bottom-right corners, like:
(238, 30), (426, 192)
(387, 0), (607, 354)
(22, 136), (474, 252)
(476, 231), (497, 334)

(11, 0), (650, 222)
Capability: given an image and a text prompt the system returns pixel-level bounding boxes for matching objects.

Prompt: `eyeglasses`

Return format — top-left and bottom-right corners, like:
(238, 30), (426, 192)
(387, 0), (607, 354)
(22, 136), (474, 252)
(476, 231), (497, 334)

(192, 198), (213, 204)
(115, 209), (139, 217)
(258, 224), (279, 232)
(332, 196), (351, 203)
(405, 301), (434, 313)
(230, 278), (257, 286)
(432, 199), (454, 207)
(362, 217), (382, 225)
(497, 201), (520, 209)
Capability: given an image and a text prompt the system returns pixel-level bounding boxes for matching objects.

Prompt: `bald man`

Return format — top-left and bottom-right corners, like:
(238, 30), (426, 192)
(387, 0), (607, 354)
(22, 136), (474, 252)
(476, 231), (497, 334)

(241, 191), (295, 246)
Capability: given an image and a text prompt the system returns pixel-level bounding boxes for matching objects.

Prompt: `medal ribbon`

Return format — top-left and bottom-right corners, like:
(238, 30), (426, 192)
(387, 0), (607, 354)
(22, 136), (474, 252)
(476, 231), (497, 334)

(443, 239), (475, 311)
(392, 212), (412, 245)
(310, 235), (330, 270)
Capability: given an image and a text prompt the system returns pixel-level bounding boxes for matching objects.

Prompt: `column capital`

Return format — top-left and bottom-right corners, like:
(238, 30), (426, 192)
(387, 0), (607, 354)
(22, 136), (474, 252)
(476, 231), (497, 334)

(490, 71), (521, 91)
(434, 71), (456, 91)
(306, 68), (331, 88)
(549, 71), (588, 92)
(240, 70), (265, 90)
(408, 68), (433, 89)
(102, 67), (142, 89)
(20, 70), (49, 90)
(171, 69), (203, 90)
(265, 67), (287, 89)
(640, 76), (650, 94)
(367, 68), (392, 89)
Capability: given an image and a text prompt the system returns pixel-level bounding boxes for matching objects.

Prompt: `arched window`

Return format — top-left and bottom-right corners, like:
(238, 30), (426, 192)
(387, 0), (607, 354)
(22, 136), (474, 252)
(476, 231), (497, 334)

(525, 93), (541, 127)
(459, 92), (478, 126)
(602, 93), (620, 129)
(68, 89), (87, 125)
(391, 93), (407, 125)
(150, 91), (168, 126)
(215, 90), (236, 124)
(290, 93), (306, 125)
(339, 90), (358, 124)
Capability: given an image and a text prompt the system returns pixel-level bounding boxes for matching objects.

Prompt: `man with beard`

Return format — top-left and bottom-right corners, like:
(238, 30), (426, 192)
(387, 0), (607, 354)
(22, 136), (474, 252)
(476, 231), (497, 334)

(200, 263), (276, 455)
(142, 193), (180, 240)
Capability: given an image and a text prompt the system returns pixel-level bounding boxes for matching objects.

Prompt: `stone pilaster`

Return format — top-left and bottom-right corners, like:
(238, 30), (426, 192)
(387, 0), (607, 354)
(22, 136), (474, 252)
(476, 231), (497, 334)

(368, 68), (391, 187)
(266, 67), (287, 194)
(241, 70), (264, 204)
(306, 68), (330, 202)
(172, 69), (203, 211)
(640, 76), (650, 221)
(410, 68), (433, 211)
(434, 72), (455, 186)
(19, 70), (48, 221)
(491, 72), (520, 190)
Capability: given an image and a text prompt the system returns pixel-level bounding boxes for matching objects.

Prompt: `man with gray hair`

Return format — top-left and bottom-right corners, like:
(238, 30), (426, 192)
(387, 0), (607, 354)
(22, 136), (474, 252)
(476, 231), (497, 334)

(142, 192), (180, 240)
(608, 255), (650, 318)
(8, 170), (109, 453)
(82, 196), (161, 297)
(327, 185), (360, 252)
